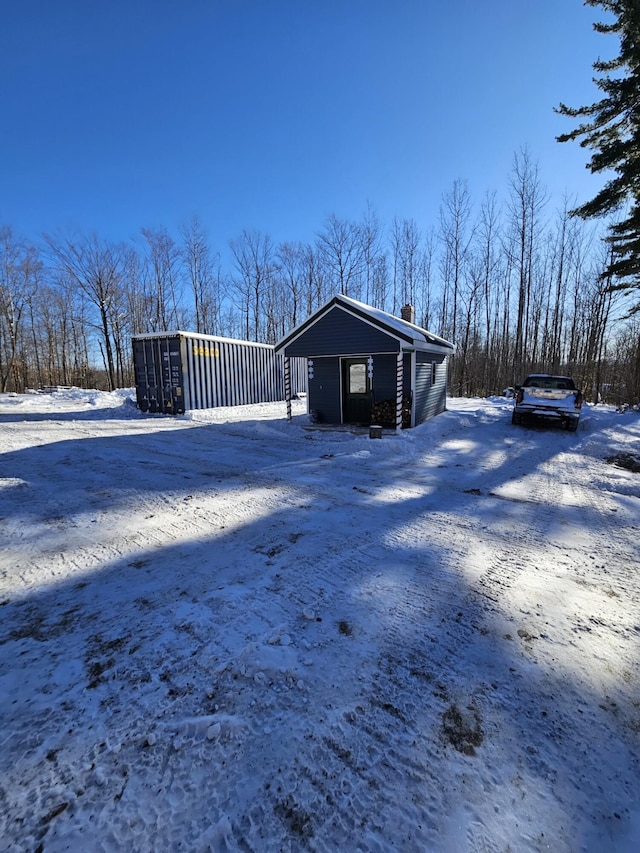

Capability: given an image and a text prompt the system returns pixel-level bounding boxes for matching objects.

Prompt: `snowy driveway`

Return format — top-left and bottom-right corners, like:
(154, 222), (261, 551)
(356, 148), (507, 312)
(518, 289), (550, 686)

(1, 391), (639, 852)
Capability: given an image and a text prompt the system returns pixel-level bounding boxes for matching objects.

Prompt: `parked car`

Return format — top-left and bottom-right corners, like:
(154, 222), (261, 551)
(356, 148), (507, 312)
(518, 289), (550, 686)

(512, 374), (583, 431)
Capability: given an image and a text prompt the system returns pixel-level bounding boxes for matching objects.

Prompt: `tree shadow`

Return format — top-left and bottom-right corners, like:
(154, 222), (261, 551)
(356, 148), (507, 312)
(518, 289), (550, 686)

(0, 405), (638, 851)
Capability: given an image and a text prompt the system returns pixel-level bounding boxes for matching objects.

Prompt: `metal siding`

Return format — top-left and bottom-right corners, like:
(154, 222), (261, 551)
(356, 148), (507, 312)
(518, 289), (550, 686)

(133, 331), (306, 413)
(222, 342), (232, 406)
(251, 347), (259, 402)
(263, 347), (278, 402)
(190, 338), (202, 408)
(259, 347), (271, 402)
(308, 357), (341, 423)
(147, 339), (158, 411)
(270, 350), (281, 400)
(197, 339), (208, 408)
(229, 344), (239, 405)
(181, 338), (191, 410)
(284, 356), (306, 399)
(238, 345), (247, 404)
(249, 350), (260, 403)
(198, 341), (205, 407)
(284, 306), (399, 357)
(132, 339), (149, 411)
(257, 347), (268, 401)
(179, 336), (191, 411)
(209, 339), (219, 406)
(228, 343), (239, 405)
(168, 338), (184, 412)
(202, 339), (214, 408)
(265, 349), (274, 400)
(241, 345), (250, 404)
(238, 345), (248, 403)
(292, 357), (307, 396)
(211, 341), (223, 405)
(154, 340), (165, 412)
(191, 337), (202, 408)
(219, 342), (229, 406)
(189, 336), (221, 409)
(250, 345), (259, 403)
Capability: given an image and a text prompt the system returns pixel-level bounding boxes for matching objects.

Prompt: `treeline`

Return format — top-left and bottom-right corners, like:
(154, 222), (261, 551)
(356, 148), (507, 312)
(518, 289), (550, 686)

(1, 149), (639, 402)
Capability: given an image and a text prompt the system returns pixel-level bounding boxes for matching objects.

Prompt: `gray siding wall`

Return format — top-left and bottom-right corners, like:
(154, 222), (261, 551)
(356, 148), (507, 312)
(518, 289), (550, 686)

(133, 333), (306, 414)
(371, 354), (396, 401)
(307, 357), (342, 423)
(414, 351), (448, 424)
(284, 306), (399, 357)
(307, 353), (414, 425)
(370, 354), (411, 402)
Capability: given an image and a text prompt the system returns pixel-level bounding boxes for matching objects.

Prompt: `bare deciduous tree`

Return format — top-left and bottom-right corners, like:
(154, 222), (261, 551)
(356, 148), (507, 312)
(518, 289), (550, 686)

(181, 216), (223, 335)
(44, 232), (128, 390)
(0, 227), (40, 391)
(438, 179), (474, 344)
(276, 241), (306, 332)
(360, 203), (384, 307)
(140, 227), (184, 332)
(505, 148), (547, 381)
(230, 229), (274, 342)
(316, 214), (364, 298)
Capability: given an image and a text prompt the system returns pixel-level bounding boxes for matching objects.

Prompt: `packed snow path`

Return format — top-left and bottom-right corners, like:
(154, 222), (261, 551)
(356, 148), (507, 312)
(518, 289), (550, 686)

(1, 390), (639, 852)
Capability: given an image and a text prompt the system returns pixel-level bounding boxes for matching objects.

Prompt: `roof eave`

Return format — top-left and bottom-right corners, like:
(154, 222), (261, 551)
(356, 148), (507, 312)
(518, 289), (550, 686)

(276, 294), (453, 353)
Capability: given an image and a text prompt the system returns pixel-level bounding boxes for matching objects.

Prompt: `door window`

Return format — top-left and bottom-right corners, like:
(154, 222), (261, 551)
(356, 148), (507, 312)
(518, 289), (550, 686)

(349, 362), (367, 394)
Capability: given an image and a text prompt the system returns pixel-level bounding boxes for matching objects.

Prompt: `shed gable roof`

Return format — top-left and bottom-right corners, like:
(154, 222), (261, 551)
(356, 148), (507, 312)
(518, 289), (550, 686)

(276, 294), (454, 355)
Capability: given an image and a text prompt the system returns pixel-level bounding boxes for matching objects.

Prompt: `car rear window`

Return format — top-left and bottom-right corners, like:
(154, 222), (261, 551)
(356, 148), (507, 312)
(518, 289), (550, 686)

(523, 376), (576, 390)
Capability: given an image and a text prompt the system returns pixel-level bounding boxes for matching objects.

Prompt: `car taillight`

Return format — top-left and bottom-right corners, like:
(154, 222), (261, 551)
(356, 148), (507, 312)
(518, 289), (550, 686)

(575, 392), (583, 409)
(516, 389), (524, 404)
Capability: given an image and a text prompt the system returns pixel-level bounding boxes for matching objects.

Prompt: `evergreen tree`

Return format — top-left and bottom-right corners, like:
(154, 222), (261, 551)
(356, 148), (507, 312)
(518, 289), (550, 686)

(556, 0), (640, 292)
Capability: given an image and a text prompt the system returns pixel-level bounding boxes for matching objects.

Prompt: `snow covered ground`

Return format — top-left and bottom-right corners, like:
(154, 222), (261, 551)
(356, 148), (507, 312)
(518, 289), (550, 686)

(1, 388), (639, 853)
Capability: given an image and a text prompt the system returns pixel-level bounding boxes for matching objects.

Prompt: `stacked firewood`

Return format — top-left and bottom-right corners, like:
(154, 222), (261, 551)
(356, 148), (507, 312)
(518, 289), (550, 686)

(371, 397), (412, 429)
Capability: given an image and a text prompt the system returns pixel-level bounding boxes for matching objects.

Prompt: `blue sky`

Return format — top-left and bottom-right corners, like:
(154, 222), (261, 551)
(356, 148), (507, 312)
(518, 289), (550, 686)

(1, 0), (614, 250)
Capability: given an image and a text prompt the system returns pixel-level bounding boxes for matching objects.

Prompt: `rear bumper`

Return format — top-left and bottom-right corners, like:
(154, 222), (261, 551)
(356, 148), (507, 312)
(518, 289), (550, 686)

(515, 405), (579, 422)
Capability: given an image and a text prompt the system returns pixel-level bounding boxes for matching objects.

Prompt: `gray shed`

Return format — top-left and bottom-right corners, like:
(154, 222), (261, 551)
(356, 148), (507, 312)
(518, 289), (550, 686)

(275, 295), (454, 429)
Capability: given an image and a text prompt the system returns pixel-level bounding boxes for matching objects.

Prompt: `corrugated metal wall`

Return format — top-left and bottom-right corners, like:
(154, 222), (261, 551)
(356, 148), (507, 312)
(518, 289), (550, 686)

(133, 332), (307, 414)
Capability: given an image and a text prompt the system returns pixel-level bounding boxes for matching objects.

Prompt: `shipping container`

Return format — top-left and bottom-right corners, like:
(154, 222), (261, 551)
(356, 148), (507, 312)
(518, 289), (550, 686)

(132, 331), (307, 414)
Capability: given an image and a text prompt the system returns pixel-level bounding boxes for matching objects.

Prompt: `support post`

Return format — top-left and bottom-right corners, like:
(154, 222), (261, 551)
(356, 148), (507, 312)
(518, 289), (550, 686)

(396, 350), (403, 432)
(284, 356), (292, 422)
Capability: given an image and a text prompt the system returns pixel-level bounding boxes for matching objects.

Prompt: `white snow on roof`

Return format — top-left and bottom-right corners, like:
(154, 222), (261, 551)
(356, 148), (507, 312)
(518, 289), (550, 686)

(132, 330), (274, 348)
(335, 294), (454, 348)
(276, 294), (454, 351)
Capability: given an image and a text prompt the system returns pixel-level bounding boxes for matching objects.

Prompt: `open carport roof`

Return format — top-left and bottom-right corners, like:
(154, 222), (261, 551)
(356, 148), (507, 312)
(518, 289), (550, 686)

(276, 294), (455, 353)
